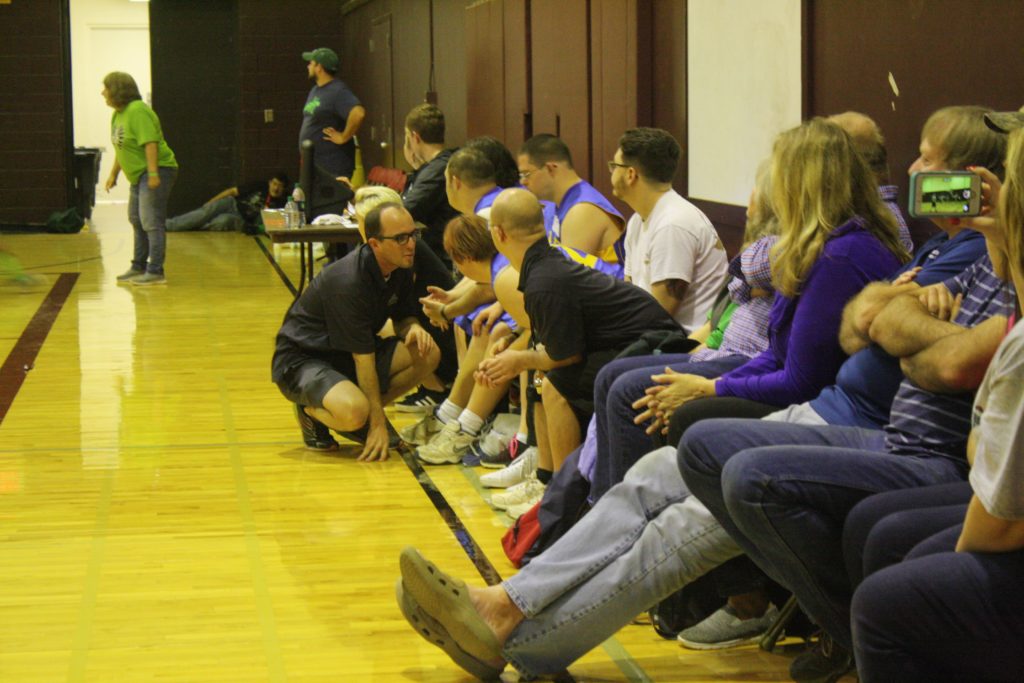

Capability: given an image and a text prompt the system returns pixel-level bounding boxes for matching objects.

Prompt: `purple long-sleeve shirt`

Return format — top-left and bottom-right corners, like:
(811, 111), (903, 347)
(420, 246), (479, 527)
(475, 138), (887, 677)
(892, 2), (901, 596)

(715, 217), (902, 406)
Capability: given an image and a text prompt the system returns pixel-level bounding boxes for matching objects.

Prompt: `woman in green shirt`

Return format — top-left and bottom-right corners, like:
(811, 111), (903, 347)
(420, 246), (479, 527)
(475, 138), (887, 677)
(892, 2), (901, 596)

(102, 71), (178, 285)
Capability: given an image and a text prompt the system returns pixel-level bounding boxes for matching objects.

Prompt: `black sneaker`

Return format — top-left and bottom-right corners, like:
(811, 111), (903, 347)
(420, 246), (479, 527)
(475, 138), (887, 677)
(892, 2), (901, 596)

(394, 386), (447, 413)
(789, 632), (854, 683)
(481, 436), (528, 469)
(338, 419), (403, 449)
(294, 404), (338, 451)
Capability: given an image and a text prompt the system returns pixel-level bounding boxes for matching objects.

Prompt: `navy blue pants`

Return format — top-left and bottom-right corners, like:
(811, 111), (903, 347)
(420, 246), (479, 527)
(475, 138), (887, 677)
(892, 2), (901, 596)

(842, 481), (972, 589)
(851, 510), (1024, 682)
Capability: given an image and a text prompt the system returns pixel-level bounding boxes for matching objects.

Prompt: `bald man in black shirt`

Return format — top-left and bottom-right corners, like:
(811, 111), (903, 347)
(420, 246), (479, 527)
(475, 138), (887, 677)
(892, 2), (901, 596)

(272, 203), (440, 461)
(477, 189), (678, 473)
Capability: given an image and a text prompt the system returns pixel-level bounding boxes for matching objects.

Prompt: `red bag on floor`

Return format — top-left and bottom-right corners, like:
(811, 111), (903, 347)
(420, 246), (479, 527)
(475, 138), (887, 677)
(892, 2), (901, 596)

(501, 502), (541, 568)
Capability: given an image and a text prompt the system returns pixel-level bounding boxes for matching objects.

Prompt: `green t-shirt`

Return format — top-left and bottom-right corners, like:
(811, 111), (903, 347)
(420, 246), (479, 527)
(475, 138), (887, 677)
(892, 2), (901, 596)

(110, 100), (177, 184)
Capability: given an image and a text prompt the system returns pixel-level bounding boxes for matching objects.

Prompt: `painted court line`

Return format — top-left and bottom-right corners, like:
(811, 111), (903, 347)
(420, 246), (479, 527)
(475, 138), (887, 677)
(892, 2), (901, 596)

(0, 272), (79, 425)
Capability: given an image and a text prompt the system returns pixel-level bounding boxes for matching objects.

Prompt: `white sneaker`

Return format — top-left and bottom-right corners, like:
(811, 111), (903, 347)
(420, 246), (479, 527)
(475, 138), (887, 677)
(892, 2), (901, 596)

(479, 447), (538, 488)
(506, 492), (544, 519)
(400, 413), (444, 446)
(490, 472), (545, 510)
(416, 421), (477, 465)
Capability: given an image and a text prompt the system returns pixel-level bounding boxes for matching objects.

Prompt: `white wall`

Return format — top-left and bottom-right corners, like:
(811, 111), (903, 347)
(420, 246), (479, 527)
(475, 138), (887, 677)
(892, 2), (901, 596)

(687, 0), (802, 206)
(70, 0), (150, 204)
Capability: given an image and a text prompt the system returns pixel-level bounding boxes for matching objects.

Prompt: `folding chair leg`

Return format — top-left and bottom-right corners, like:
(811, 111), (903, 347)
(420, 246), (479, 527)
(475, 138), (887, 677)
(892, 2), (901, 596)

(759, 594), (799, 652)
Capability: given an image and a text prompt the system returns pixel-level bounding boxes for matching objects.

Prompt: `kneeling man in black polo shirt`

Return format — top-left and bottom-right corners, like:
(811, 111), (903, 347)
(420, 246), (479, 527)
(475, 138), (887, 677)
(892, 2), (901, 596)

(271, 202), (440, 461)
(478, 188), (678, 476)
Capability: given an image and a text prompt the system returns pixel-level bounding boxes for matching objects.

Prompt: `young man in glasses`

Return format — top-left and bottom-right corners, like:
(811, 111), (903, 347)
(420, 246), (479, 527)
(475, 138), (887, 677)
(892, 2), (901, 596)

(610, 127), (728, 332)
(516, 134), (624, 261)
(272, 202), (440, 461)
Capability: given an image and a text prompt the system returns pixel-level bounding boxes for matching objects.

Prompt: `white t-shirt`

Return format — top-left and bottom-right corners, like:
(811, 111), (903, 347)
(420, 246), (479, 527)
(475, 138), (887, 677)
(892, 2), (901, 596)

(969, 318), (1024, 520)
(623, 190), (729, 331)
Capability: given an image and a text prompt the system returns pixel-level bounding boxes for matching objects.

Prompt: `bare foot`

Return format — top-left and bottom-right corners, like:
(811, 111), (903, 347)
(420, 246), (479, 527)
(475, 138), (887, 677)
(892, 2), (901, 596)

(469, 584), (526, 644)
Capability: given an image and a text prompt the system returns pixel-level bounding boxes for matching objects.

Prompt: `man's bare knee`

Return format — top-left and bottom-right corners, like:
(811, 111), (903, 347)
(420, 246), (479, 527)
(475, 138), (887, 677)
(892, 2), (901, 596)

(322, 384), (369, 431)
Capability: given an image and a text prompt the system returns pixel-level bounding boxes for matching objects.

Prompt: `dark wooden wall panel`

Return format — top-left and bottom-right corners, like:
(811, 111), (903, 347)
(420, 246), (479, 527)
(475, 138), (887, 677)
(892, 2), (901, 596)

(150, 0), (238, 214)
(809, 0), (1024, 246)
(0, 1), (71, 224)
(590, 0), (650, 211)
(466, 0), (507, 140)
(237, 0), (344, 188)
(501, 0), (530, 151)
(432, 0), (469, 148)
(651, 0), (687, 191)
(531, 0), (591, 180)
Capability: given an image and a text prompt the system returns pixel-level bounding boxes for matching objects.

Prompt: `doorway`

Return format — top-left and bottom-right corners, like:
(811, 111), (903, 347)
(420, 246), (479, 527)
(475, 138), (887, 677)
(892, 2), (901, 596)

(69, 0), (151, 204)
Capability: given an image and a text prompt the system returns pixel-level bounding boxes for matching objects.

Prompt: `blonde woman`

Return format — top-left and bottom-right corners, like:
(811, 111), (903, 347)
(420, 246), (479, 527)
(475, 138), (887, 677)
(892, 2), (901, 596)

(102, 72), (178, 285)
(640, 117), (908, 438)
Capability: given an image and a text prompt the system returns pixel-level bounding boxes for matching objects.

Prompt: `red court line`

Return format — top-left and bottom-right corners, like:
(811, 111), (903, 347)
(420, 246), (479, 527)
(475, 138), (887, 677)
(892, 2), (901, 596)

(0, 273), (79, 425)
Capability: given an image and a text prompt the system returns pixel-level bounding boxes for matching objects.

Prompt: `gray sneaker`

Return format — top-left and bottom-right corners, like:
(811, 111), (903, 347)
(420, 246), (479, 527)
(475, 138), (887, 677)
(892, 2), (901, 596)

(677, 603), (780, 650)
(116, 268), (145, 282)
(131, 272), (167, 286)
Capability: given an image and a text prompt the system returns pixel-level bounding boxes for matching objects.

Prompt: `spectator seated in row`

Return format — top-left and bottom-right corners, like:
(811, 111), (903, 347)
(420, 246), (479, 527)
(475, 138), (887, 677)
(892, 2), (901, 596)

(391, 117), (913, 680)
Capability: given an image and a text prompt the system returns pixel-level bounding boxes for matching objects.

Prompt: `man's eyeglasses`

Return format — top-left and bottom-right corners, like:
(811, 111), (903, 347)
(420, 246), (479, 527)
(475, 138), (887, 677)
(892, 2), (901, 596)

(607, 161), (632, 173)
(378, 229), (421, 245)
(518, 168), (538, 183)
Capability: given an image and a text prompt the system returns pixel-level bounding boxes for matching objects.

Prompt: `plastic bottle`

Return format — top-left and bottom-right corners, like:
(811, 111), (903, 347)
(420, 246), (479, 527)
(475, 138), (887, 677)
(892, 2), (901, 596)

(284, 197), (298, 229)
(292, 184), (306, 227)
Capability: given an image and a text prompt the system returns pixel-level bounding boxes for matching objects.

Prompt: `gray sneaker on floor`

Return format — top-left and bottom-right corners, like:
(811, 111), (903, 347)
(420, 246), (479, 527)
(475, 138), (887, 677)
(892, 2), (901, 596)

(131, 272), (167, 286)
(116, 268), (145, 282)
(677, 602), (780, 650)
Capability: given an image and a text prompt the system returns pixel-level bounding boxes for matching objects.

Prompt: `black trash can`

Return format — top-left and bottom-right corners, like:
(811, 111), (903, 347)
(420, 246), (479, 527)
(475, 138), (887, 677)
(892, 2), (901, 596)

(73, 147), (103, 220)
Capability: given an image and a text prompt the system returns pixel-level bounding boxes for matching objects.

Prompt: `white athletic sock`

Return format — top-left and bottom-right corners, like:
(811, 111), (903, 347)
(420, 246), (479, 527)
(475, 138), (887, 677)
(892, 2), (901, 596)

(435, 399), (462, 424)
(457, 410), (485, 436)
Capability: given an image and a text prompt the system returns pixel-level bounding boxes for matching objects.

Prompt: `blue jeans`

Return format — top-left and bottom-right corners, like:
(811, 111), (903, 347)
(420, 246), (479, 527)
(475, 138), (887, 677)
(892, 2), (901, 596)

(128, 167), (177, 274)
(677, 418), (967, 648)
(165, 195), (243, 232)
(591, 353), (747, 501)
(500, 446), (742, 676)
(852, 523), (1024, 682)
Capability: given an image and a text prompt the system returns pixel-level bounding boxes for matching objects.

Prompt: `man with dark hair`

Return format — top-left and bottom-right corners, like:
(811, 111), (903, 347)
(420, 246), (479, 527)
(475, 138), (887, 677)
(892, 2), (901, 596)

(271, 202), (440, 461)
(401, 104), (459, 258)
(445, 146), (503, 217)
(299, 47), (365, 178)
(517, 133), (625, 260)
(612, 127), (728, 332)
(165, 171), (290, 234)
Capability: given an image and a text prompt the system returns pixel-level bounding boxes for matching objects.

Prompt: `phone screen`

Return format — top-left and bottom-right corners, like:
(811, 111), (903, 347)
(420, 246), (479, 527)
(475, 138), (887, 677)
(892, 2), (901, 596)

(917, 174), (974, 215)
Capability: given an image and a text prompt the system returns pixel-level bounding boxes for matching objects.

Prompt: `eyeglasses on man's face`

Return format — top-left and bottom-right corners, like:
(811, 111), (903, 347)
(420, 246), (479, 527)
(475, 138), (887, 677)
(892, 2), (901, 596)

(378, 228), (421, 245)
(518, 168), (539, 183)
(607, 161), (632, 174)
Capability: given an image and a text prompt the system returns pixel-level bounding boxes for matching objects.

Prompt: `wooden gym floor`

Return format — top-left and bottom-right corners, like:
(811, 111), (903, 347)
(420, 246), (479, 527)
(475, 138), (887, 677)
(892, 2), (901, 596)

(0, 203), (841, 682)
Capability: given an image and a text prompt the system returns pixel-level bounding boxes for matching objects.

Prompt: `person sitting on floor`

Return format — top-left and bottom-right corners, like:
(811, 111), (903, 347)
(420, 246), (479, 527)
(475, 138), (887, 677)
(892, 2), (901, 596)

(166, 171), (290, 234)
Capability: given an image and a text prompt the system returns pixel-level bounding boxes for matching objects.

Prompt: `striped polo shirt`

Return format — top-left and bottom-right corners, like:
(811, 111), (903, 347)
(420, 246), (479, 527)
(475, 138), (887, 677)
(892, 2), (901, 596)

(884, 254), (1016, 460)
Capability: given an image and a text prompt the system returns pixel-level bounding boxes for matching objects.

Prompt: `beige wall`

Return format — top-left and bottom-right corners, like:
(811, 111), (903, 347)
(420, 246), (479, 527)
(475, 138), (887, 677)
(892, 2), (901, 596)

(687, 0), (802, 206)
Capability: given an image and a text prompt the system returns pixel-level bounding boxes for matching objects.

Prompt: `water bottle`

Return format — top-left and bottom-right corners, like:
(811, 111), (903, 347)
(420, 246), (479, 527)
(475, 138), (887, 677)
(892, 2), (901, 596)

(284, 197), (298, 229)
(292, 184), (306, 227)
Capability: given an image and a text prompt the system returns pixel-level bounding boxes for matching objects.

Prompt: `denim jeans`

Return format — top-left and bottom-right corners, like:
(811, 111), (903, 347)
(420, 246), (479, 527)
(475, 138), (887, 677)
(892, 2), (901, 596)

(677, 418), (968, 648)
(500, 446), (742, 676)
(128, 167), (177, 274)
(852, 523), (1024, 682)
(842, 481), (972, 588)
(165, 195), (243, 232)
(590, 353), (747, 501)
